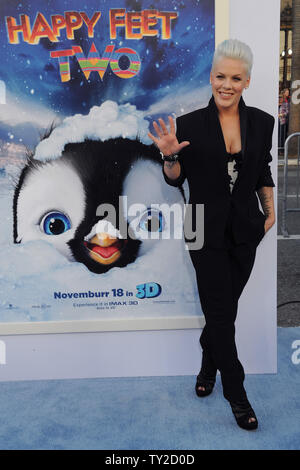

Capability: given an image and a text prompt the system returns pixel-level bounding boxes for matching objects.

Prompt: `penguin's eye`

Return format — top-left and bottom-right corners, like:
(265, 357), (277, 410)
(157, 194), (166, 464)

(40, 211), (71, 235)
(139, 209), (164, 232)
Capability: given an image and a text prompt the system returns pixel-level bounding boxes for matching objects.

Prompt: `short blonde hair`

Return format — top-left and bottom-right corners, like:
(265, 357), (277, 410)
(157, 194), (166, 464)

(212, 39), (253, 77)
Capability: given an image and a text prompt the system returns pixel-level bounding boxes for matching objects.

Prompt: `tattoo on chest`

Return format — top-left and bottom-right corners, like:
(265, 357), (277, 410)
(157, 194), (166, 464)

(165, 161), (176, 169)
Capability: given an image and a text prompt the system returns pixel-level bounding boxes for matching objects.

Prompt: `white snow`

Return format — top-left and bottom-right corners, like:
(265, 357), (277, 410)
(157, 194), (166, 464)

(34, 101), (152, 161)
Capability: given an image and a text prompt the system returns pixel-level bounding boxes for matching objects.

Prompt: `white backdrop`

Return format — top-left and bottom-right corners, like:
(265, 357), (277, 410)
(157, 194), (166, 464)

(230, 0), (280, 375)
(0, 0), (280, 381)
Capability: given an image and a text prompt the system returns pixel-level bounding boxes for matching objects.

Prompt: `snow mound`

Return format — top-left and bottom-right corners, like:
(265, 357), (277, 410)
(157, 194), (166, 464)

(34, 101), (152, 161)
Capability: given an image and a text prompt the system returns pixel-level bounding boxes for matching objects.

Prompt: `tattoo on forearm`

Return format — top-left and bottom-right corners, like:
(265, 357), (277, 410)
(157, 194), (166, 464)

(261, 196), (272, 218)
(258, 189), (273, 218)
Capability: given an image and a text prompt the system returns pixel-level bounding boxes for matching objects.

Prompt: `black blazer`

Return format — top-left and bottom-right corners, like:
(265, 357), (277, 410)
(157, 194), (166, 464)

(162, 95), (275, 249)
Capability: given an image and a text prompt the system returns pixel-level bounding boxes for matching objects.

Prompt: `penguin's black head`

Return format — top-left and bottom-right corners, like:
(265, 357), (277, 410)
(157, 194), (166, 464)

(13, 137), (165, 274)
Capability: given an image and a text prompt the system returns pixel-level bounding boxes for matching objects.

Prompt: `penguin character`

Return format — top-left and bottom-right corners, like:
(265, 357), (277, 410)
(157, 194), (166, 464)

(13, 137), (184, 274)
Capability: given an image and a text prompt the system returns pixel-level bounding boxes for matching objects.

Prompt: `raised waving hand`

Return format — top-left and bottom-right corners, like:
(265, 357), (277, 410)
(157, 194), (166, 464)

(148, 116), (190, 156)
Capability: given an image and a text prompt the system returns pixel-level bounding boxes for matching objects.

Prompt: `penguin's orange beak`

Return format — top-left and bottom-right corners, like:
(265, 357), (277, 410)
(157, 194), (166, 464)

(84, 233), (127, 265)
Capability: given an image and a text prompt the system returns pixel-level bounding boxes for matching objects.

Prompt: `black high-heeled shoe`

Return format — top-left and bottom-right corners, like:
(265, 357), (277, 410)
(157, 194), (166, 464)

(195, 373), (216, 397)
(229, 398), (258, 430)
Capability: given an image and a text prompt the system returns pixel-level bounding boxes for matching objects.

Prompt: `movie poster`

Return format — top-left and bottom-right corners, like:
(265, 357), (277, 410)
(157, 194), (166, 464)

(0, 0), (216, 334)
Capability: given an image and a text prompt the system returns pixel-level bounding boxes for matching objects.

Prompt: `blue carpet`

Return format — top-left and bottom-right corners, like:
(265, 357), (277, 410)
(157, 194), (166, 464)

(0, 327), (299, 450)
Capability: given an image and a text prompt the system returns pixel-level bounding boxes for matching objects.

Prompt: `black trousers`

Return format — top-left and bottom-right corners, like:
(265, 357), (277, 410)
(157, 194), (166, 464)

(191, 210), (257, 402)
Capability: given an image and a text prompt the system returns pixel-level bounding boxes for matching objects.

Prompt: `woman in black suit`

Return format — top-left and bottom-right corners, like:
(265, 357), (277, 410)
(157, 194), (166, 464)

(148, 39), (275, 431)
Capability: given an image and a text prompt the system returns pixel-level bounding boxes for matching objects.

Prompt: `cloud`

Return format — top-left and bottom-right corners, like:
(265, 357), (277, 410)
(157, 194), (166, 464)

(145, 84), (211, 118)
(0, 91), (59, 128)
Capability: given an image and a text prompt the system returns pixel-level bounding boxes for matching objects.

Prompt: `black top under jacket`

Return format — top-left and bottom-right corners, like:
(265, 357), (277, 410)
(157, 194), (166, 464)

(162, 94), (275, 249)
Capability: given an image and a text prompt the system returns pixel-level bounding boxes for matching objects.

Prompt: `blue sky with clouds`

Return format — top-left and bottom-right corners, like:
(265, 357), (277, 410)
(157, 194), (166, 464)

(0, 0), (214, 148)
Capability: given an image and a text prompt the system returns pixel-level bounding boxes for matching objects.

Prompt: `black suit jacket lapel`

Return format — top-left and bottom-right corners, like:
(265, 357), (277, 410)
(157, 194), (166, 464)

(207, 95), (248, 187)
(207, 94), (247, 157)
(239, 95), (247, 160)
